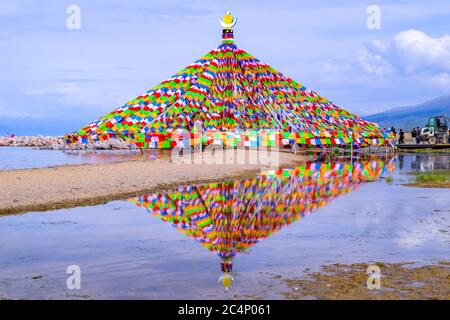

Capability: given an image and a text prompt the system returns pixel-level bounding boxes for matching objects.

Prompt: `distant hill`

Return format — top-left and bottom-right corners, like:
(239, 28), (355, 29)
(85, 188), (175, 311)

(0, 117), (85, 136)
(2, 95), (450, 135)
(365, 95), (450, 130)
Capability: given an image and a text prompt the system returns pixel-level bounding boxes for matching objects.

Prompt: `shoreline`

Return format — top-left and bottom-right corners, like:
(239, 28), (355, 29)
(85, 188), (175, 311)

(0, 150), (307, 216)
(404, 181), (450, 188)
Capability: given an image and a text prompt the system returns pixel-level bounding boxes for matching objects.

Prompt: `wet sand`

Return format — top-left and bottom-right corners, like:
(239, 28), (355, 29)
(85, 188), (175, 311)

(280, 261), (450, 300)
(0, 150), (305, 215)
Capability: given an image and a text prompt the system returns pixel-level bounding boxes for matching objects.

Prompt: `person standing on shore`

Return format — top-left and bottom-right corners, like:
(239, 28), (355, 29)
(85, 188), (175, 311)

(415, 126), (421, 144)
(398, 129), (405, 144)
(391, 127), (396, 136)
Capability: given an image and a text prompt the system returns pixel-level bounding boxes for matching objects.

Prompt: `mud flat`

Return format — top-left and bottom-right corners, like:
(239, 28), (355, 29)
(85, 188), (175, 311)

(0, 150), (305, 215)
(406, 181), (450, 188)
(280, 261), (450, 300)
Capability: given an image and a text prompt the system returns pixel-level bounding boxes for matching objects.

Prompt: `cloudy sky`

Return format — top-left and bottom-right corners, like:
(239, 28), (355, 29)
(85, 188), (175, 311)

(0, 0), (449, 133)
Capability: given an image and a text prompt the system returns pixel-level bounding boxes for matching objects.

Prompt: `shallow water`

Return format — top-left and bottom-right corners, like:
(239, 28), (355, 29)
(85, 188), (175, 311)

(0, 153), (449, 299)
(0, 147), (170, 170)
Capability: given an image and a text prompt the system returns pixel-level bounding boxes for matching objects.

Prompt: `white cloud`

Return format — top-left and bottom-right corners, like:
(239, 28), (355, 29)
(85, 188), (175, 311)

(358, 46), (395, 77)
(23, 81), (127, 112)
(1, 0), (450, 121)
(0, 104), (38, 118)
(357, 29), (450, 93)
(361, 29), (450, 76)
(366, 39), (389, 53)
(26, 82), (81, 97)
(430, 73), (450, 89)
(394, 29), (450, 73)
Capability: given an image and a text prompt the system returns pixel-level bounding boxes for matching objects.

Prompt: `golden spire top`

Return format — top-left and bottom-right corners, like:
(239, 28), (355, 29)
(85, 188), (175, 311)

(219, 11), (237, 29)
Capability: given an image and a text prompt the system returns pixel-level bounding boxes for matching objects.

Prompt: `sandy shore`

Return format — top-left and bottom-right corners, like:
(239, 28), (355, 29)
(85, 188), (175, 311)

(0, 150), (305, 215)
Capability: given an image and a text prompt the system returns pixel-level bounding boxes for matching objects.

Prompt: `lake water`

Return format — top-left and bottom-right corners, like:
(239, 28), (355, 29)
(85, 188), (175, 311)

(0, 153), (449, 299)
(0, 147), (171, 170)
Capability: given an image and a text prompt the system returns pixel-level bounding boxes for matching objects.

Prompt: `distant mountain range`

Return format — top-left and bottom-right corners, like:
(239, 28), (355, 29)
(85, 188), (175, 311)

(365, 95), (450, 130)
(1, 95), (449, 136)
(0, 117), (85, 136)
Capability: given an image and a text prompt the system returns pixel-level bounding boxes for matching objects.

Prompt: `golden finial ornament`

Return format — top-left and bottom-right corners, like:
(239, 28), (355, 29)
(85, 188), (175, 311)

(219, 11), (237, 29)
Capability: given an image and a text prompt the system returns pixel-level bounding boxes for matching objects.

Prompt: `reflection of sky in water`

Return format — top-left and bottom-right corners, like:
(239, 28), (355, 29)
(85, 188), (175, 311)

(0, 153), (449, 299)
(130, 156), (396, 278)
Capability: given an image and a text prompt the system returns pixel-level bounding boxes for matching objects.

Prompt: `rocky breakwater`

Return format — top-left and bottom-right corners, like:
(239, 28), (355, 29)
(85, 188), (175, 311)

(0, 136), (132, 150)
(0, 136), (65, 149)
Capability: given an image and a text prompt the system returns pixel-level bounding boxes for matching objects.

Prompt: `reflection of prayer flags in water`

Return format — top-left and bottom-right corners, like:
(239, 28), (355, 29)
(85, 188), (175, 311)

(65, 22), (394, 148)
(130, 156), (395, 260)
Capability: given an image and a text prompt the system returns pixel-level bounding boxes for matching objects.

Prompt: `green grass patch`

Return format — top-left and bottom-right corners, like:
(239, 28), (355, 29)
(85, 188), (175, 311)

(413, 170), (450, 183)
